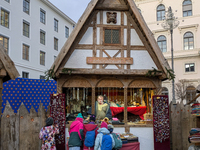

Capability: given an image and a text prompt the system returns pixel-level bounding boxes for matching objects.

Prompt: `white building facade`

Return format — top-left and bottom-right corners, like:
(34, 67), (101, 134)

(134, 0), (200, 103)
(0, 0), (75, 79)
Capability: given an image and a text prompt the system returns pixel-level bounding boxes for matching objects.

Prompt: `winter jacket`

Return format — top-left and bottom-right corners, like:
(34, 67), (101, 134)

(83, 123), (99, 150)
(87, 101), (112, 120)
(68, 117), (84, 147)
(39, 125), (59, 150)
(94, 128), (115, 150)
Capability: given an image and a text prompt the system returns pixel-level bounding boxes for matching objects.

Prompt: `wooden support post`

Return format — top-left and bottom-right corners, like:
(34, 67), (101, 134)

(124, 87), (129, 132)
(92, 87), (95, 114)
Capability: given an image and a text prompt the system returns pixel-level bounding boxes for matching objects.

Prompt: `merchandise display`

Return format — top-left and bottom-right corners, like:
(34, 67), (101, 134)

(188, 128), (200, 143)
(153, 95), (170, 150)
(50, 94), (66, 150)
(191, 103), (200, 115)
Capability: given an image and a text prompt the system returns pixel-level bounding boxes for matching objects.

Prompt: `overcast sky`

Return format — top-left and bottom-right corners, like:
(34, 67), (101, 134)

(48, 0), (91, 23)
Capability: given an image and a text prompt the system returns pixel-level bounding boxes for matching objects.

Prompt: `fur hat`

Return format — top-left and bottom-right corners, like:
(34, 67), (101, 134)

(46, 117), (54, 126)
(108, 124), (114, 130)
(76, 113), (83, 119)
(101, 121), (108, 129)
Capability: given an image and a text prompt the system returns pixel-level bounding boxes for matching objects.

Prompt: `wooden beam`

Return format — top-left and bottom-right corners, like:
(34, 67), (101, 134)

(124, 87), (128, 126)
(0, 68), (6, 77)
(59, 68), (163, 76)
(95, 4), (129, 11)
(93, 15), (97, 69)
(75, 44), (146, 50)
(100, 11), (103, 69)
(86, 57), (133, 65)
(121, 12), (124, 69)
(127, 20), (131, 69)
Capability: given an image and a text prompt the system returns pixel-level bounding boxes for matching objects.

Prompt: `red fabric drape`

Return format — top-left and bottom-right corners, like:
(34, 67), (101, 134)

(110, 106), (146, 120)
(120, 142), (140, 150)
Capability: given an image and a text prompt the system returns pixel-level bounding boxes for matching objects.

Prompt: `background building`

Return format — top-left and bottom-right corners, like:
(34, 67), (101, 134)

(0, 0), (75, 79)
(134, 0), (200, 103)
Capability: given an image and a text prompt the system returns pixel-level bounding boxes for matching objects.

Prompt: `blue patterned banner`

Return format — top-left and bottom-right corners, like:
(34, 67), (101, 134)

(2, 78), (57, 113)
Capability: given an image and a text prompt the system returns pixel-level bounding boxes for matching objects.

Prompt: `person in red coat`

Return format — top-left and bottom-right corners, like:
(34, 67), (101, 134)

(83, 114), (98, 150)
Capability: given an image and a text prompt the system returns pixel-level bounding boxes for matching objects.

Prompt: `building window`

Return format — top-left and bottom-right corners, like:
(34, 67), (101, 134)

(40, 75), (45, 79)
(22, 44), (29, 60)
(0, 35), (9, 54)
(104, 28), (120, 44)
(1, 8), (9, 28)
(54, 38), (58, 50)
(54, 19), (58, 32)
(157, 4), (165, 21)
(184, 32), (193, 50)
(161, 87), (168, 96)
(5, 0), (10, 3)
(40, 9), (45, 24)
(23, 20), (30, 38)
(185, 63), (195, 72)
(54, 56), (57, 61)
(40, 51), (45, 66)
(157, 35), (167, 52)
(186, 86), (196, 103)
(40, 30), (45, 45)
(183, 0), (192, 17)
(23, 0), (30, 14)
(65, 26), (69, 38)
(22, 72), (29, 78)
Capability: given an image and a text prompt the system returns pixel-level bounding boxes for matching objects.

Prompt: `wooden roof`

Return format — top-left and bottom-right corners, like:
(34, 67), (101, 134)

(0, 44), (19, 82)
(51, 0), (170, 80)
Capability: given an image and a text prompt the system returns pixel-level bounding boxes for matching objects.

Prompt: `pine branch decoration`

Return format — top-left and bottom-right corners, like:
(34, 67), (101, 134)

(146, 67), (162, 77)
(44, 66), (75, 81)
(165, 67), (175, 80)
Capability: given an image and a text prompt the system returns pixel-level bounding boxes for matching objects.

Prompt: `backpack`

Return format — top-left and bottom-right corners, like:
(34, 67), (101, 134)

(112, 133), (122, 149)
(101, 133), (112, 150)
(84, 127), (97, 147)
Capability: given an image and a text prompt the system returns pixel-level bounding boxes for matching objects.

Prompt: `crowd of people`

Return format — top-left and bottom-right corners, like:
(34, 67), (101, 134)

(39, 113), (122, 150)
(68, 113), (121, 150)
(39, 95), (122, 150)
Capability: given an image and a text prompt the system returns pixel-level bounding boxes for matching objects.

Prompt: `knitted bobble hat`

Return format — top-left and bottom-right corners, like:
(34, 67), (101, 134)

(76, 113), (83, 119)
(46, 117), (54, 126)
(101, 121), (108, 129)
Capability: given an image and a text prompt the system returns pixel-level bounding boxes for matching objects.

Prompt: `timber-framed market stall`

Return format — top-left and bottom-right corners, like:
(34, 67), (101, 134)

(50, 0), (170, 149)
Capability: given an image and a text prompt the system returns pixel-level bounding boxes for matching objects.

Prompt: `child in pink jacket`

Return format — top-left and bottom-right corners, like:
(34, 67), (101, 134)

(68, 113), (84, 150)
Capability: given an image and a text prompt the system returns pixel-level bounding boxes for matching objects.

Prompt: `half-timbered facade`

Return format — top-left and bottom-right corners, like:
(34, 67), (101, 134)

(51, 0), (170, 149)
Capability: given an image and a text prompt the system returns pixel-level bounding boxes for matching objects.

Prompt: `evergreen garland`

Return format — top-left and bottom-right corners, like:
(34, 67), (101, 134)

(145, 67), (162, 77)
(145, 67), (175, 81)
(44, 65), (75, 81)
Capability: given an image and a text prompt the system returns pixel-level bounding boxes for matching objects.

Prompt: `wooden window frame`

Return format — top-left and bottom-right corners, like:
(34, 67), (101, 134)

(23, 20), (30, 38)
(54, 37), (58, 50)
(65, 26), (69, 38)
(40, 51), (45, 66)
(103, 27), (121, 45)
(185, 63), (195, 72)
(0, 34), (9, 54)
(40, 9), (46, 24)
(1, 8), (9, 28)
(54, 18), (58, 32)
(23, 0), (30, 15)
(40, 30), (45, 45)
(22, 44), (29, 61)
(22, 71), (29, 78)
